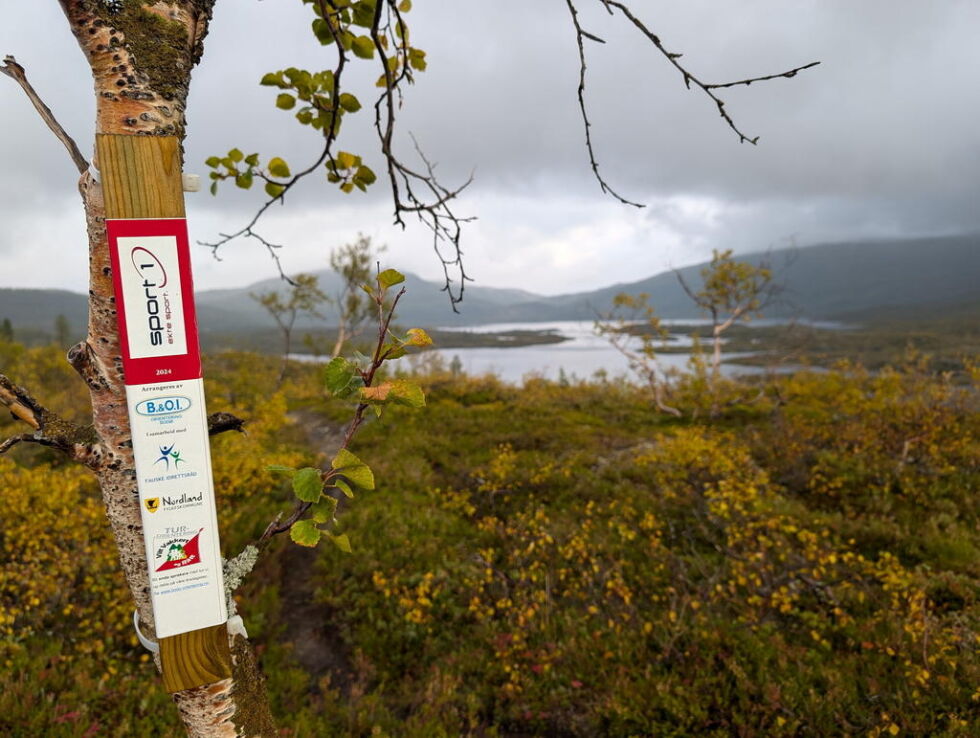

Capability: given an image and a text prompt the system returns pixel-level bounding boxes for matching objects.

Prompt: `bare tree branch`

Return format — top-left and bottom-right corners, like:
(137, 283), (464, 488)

(260, 283), (407, 542)
(207, 412), (246, 436)
(200, 0), (351, 285)
(565, 0), (642, 207)
(369, 0), (475, 310)
(1, 55), (88, 175)
(0, 373), (100, 464)
(602, 1), (820, 145)
(202, 0), (475, 309)
(564, 0), (819, 203)
(204, 1), (817, 311)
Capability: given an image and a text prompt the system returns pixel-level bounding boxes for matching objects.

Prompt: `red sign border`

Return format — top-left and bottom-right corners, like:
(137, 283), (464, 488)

(106, 218), (202, 385)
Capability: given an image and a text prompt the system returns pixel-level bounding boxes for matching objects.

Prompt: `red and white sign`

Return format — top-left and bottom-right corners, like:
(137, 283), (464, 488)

(107, 218), (226, 640)
(107, 218), (201, 385)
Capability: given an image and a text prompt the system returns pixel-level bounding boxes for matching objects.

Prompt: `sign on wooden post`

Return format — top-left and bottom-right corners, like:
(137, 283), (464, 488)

(97, 135), (232, 693)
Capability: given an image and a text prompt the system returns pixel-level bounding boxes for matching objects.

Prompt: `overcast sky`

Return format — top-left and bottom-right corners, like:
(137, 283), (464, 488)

(1, 1), (978, 301)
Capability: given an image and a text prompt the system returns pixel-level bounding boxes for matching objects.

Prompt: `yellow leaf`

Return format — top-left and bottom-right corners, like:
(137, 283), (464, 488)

(361, 382), (393, 402)
(405, 328), (432, 347)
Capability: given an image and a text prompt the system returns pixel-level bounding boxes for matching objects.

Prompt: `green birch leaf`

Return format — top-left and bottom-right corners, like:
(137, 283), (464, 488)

(330, 533), (353, 553)
(268, 157), (291, 178)
(356, 165), (376, 185)
(324, 357), (356, 394)
(382, 344), (407, 360)
(339, 93), (362, 112)
(352, 35), (375, 59)
(290, 519), (321, 547)
(311, 496), (338, 523)
(390, 379), (426, 408)
(336, 151), (357, 169)
(333, 478), (355, 499)
(292, 467), (323, 502)
(260, 71), (284, 87)
(377, 268), (405, 289)
(331, 448), (375, 490)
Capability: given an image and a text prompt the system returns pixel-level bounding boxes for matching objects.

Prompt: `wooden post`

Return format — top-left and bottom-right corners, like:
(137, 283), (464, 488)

(96, 134), (232, 693)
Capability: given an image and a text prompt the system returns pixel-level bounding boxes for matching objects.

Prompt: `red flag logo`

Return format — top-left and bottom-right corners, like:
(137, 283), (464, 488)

(155, 529), (203, 572)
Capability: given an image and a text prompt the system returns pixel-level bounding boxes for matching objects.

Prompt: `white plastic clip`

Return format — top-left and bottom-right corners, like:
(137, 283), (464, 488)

(86, 162), (100, 184)
(133, 609), (160, 654)
(182, 173), (201, 193)
(227, 614), (248, 639)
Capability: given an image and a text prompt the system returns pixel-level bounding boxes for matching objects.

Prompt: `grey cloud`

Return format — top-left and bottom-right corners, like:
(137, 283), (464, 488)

(1, 1), (977, 293)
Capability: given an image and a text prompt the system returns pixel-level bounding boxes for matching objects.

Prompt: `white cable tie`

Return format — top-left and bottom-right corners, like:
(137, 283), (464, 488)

(132, 609), (160, 654)
(182, 173), (201, 192)
(226, 614), (248, 639)
(87, 162), (100, 184)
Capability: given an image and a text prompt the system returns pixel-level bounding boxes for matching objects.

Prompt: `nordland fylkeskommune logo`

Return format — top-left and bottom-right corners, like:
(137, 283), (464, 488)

(117, 235), (188, 359)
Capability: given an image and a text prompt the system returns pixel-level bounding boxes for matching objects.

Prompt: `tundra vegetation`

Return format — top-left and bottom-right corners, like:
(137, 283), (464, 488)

(1, 324), (977, 735)
(8, 1), (969, 735)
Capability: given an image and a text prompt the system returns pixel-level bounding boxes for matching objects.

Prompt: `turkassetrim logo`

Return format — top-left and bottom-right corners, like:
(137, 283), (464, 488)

(116, 235), (188, 359)
(154, 528), (204, 572)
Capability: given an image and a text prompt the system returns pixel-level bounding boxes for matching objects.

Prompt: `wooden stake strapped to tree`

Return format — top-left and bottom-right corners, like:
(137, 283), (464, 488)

(97, 133), (232, 693)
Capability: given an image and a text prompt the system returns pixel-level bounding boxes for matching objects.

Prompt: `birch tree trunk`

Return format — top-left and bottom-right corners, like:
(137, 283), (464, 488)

(57, 2), (275, 734)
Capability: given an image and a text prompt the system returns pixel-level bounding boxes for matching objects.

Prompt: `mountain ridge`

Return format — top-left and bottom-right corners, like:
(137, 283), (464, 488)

(1, 234), (977, 339)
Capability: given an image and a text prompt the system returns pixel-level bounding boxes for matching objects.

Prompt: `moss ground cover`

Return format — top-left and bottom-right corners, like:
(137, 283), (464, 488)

(0, 341), (977, 736)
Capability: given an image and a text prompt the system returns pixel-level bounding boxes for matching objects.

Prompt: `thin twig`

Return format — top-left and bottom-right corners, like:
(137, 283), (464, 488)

(258, 284), (407, 542)
(200, 0), (350, 283)
(370, 0), (474, 309)
(565, 0), (642, 207)
(1, 55), (88, 174)
(601, 1), (820, 145)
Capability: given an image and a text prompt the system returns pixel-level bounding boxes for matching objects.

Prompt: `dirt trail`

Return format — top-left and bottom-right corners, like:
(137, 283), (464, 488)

(275, 410), (354, 694)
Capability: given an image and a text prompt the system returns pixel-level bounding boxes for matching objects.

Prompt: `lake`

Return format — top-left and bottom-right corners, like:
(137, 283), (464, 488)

(416, 320), (759, 384)
(294, 319), (840, 384)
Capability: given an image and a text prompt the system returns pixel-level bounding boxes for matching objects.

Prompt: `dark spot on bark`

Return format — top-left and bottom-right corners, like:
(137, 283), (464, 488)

(116, 79), (126, 87)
